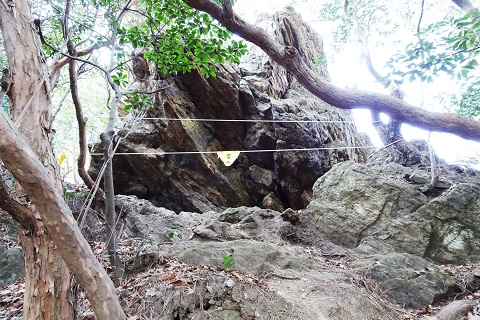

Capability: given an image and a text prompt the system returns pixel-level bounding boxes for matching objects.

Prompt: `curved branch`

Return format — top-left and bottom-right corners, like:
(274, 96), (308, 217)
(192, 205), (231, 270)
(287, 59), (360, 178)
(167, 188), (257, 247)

(69, 60), (104, 197)
(49, 42), (108, 81)
(183, 0), (480, 142)
(0, 109), (126, 320)
(417, 0), (426, 33)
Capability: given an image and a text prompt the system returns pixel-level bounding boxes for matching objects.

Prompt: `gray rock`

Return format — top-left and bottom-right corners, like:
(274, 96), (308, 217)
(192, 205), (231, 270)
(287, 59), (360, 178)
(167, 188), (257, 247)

(436, 299), (478, 320)
(262, 192), (286, 212)
(299, 161), (430, 255)
(111, 193), (475, 314)
(420, 183), (480, 264)
(298, 161), (480, 264)
(352, 253), (458, 309)
(0, 244), (24, 287)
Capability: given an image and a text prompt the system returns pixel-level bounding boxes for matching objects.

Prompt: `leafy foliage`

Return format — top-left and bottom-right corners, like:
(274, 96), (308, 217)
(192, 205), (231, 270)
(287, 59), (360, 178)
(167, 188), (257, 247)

(165, 229), (182, 239)
(123, 93), (153, 111)
(386, 9), (480, 118)
(118, 0), (248, 78)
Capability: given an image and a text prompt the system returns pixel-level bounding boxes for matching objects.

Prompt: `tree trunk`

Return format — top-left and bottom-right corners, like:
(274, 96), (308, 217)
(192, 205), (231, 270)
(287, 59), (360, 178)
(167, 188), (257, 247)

(0, 108), (126, 320)
(20, 234), (77, 320)
(0, 0), (78, 319)
(0, 0), (125, 319)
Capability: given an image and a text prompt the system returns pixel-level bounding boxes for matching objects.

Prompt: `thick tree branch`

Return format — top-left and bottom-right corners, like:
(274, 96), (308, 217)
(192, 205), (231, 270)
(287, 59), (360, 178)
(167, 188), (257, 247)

(451, 0), (475, 12)
(183, 0), (480, 142)
(0, 175), (36, 232)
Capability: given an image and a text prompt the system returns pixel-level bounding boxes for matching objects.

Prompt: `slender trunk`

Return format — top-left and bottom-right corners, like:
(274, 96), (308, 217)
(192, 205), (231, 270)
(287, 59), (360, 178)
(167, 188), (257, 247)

(64, 5), (105, 200)
(100, 12), (127, 281)
(101, 130), (123, 282)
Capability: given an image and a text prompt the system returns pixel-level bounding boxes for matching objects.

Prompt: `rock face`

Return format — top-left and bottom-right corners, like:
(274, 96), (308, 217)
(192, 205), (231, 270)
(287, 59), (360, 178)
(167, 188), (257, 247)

(89, 7), (367, 213)
(298, 161), (480, 264)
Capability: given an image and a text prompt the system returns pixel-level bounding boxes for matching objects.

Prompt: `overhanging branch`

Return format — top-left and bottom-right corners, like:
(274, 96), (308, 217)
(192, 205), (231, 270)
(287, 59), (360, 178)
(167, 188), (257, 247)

(183, 0), (480, 142)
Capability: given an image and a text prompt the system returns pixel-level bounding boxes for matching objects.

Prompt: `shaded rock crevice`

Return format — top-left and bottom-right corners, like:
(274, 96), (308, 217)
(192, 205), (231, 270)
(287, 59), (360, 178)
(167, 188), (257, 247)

(89, 8), (367, 213)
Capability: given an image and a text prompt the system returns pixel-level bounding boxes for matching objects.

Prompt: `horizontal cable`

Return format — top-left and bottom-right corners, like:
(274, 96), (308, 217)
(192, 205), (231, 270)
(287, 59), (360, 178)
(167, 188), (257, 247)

(90, 140), (402, 156)
(118, 116), (381, 124)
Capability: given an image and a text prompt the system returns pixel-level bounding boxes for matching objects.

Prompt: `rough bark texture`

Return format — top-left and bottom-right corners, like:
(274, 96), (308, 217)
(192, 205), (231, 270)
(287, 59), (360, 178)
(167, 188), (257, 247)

(0, 0), (76, 318)
(89, 8), (368, 212)
(182, 0), (480, 142)
(0, 0), (125, 319)
(0, 111), (126, 320)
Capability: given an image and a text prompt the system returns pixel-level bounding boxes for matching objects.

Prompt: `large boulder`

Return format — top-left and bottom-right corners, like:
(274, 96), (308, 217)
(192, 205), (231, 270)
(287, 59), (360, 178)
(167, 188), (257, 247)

(420, 182), (480, 263)
(298, 161), (480, 264)
(89, 8), (367, 213)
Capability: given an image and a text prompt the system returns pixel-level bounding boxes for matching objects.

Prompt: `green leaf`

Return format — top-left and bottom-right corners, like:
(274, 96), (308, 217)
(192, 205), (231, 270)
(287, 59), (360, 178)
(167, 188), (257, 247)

(221, 253), (234, 269)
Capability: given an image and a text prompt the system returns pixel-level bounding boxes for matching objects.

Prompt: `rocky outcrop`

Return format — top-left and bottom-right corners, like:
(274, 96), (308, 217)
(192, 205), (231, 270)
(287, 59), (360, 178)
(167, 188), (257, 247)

(89, 8), (368, 213)
(109, 195), (474, 317)
(297, 161), (480, 264)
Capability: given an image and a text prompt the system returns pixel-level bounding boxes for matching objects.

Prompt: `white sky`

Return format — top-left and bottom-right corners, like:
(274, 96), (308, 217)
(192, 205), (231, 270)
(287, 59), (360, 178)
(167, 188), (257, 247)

(233, 0), (480, 167)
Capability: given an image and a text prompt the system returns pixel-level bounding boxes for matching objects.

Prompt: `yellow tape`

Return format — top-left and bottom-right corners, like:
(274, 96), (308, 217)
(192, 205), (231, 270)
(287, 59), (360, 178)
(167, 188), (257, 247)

(58, 154), (67, 166)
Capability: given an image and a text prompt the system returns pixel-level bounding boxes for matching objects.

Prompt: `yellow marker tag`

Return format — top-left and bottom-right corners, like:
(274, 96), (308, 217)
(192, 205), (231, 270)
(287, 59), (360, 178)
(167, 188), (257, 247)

(217, 151), (240, 166)
(58, 154), (67, 166)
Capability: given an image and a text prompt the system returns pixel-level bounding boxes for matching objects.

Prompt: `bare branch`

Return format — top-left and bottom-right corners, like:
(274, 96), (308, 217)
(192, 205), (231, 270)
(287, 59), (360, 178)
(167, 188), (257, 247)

(51, 87), (70, 122)
(343, 0), (385, 84)
(50, 42), (108, 80)
(417, 0), (426, 33)
(183, 0), (480, 142)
